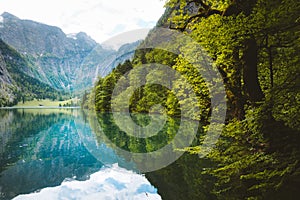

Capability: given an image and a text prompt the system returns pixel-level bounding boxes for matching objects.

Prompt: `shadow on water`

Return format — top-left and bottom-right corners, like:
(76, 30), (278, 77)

(88, 111), (217, 200)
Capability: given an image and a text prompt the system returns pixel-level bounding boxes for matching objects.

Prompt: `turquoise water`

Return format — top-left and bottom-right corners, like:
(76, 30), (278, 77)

(0, 108), (160, 200)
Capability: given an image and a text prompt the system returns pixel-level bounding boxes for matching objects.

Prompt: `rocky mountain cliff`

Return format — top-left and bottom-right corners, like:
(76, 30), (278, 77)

(0, 48), (15, 105)
(0, 12), (139, 93)
(0, 40), (62, 106)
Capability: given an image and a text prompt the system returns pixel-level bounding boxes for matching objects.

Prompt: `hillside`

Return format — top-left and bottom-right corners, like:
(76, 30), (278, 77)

(0, 40), (62, 106)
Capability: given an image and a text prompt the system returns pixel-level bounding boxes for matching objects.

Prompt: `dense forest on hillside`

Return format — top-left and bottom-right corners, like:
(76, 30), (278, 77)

(86, 0), (300, 199)
(0, 40), (64, 107)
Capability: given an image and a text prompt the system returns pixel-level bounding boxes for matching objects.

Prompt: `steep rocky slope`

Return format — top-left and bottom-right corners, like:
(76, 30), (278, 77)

(0, 12), (139, 93)
(0, 40), (61, 106)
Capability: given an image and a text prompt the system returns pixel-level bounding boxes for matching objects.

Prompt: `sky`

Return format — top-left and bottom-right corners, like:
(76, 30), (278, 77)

(0, 0), (166, 45)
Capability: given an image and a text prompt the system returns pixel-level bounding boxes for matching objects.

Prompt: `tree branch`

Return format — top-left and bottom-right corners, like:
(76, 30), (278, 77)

(170, 9), (222, 31)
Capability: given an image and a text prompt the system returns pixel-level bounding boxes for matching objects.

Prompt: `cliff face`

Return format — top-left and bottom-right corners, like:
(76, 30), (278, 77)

(0, 12), (139, 93)
(0, 51), (15, 105)
(0, 40), (63, 106)
(0, 12), (96, 56)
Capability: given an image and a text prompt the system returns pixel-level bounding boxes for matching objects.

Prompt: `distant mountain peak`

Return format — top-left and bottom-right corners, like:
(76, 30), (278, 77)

(75, 32), (97, 46)
(1, 12), (19, 20)
(76, 32), (89, 38)
(0, 12), (140, 93)
(67, 32), (94, 41)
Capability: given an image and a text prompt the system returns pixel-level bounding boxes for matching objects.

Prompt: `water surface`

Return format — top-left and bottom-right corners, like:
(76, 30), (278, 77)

(0, 108), (160, 200)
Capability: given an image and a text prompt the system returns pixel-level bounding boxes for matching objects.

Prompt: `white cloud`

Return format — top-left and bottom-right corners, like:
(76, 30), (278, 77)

(102, 28), (151, 50)
(0, 0), (165, 43)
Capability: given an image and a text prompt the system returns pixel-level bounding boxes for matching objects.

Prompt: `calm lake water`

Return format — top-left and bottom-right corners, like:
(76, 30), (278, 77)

(0, 108), (161, 200)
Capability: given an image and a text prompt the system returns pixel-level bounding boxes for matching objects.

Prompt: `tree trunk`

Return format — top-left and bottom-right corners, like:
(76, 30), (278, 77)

(242, 37), (264, 103)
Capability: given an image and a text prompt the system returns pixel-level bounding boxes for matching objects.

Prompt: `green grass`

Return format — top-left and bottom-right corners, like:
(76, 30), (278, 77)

(15, 98), (80, 107)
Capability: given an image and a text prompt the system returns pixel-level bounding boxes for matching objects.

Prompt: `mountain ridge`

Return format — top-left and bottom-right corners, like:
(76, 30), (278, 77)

(0, 39), (62, 106)
(0, 12), (140, 93)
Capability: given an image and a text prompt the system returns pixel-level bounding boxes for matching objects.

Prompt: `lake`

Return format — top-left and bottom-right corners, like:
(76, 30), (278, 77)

(0, 108), (161, 200)
(0, 108), (215, 200)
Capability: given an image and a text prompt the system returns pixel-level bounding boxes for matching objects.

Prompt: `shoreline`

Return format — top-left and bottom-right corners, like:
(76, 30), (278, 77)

(0, 106), (81, 109)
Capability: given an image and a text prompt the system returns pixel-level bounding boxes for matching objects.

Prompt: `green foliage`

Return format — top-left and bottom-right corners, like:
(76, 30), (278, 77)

(0, 40), (64, 106)
(90, 46), (209, 122)
(89, 0), (300, 199)
(204, 105), (300, 199)
(96, 113), (179, 153)
(164, 0), (300, 199)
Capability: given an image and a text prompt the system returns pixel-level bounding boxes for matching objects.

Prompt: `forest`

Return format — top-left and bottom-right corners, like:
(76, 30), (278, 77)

(0, 40), (66, 107)
(84, 0), (300, 199)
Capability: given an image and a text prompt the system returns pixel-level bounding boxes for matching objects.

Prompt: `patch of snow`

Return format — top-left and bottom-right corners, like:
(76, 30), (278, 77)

(67, 33), (78, 40)
(0, 16), (3, 28)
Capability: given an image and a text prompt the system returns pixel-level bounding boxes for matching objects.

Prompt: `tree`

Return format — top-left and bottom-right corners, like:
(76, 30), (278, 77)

(90, 0), (300, 198)
(163, 0), (300, 199)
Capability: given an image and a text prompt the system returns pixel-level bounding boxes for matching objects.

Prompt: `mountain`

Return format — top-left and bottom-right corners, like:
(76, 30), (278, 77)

(0, 12), (139, 93)
(0, 39), (62, 106)
(0, 45), (15, 105)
